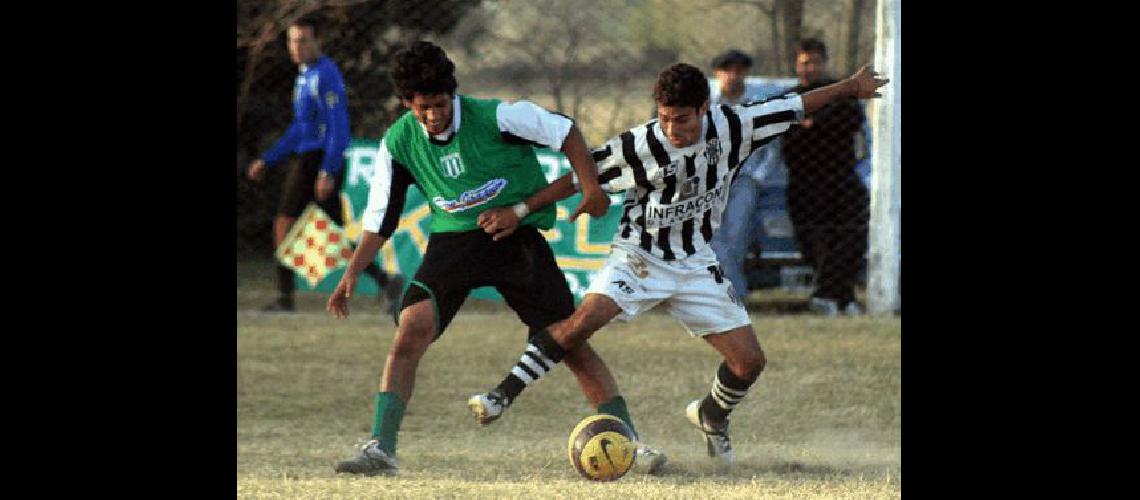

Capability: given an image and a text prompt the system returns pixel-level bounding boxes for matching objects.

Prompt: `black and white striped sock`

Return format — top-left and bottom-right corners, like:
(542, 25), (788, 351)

(495, 329), (567, 402)
(700, 362), (758, 423)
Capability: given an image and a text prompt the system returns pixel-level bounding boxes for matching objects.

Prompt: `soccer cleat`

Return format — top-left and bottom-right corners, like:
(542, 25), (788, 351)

(686, 399), (735, 464)
(334, 439), (399, 476)
(467, 390), (511, 426)
(633, 443), (668, 474)
(842, 301), (864, 316)
(808, 297), (840, 316)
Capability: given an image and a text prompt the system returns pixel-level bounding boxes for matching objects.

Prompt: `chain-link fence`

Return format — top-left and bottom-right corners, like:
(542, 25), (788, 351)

(236, 0), (888, 311)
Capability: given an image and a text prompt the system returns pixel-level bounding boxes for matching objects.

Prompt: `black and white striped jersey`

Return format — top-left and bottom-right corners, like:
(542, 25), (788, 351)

(581, 94), (804, 262)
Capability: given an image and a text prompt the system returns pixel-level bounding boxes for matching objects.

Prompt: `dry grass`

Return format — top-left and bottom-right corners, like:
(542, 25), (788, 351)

(237, 266), (900, 498)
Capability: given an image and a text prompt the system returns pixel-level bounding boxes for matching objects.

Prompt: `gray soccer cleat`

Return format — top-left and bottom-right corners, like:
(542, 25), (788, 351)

(334, 439), (399, 476)
(686, 399), (735, 464)
(467, 390), (511, 426)
(633, 443), (668, 474)
(808, 297), (840, 316)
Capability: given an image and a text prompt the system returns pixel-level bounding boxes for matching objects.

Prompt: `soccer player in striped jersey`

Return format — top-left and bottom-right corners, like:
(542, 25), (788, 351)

(469, 62), (888, 464)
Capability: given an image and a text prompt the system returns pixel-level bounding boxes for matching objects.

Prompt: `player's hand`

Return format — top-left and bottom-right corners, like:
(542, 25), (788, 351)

(847, 64), (889, 99)
(800, 117), (814, 128)
(247, 159), (267, 182)
(569, 185), (609, 221)
(327, 273), (357, 319)
(315, 174), (336, 201)
(478, 207), (519, 241)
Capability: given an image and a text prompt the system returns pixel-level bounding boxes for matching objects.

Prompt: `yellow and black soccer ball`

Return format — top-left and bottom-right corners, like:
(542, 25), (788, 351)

(567, 414), (637, 481)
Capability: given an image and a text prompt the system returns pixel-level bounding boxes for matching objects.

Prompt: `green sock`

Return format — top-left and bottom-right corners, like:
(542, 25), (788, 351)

(596, 396), (639, 441)
(371, 392), (406, 455)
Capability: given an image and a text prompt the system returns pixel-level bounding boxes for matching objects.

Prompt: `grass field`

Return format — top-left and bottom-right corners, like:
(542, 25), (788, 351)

(237, 260), (900, 498)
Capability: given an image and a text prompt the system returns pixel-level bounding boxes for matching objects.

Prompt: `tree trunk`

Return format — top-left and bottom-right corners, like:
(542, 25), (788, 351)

(847, 0), (865, 74)
(769, 1), (782, 76)
(550, 73), (565, 113)
(605, 83), (632, 139)
(780, 0), (803, 76)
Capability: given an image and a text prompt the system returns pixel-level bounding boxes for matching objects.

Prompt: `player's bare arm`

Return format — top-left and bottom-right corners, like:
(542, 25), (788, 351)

(478, 174), (577, 241)
(478, 123), (603, 240)
(327, 230), (388, 318)
(247, 159), (266, 182)
(800, 64), (888, 114)
(561, 124), (608, 221)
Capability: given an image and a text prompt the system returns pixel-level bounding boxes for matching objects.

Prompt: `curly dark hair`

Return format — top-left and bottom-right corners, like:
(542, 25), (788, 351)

(390, 41), (458, 100)
(652, 63), (709, 110)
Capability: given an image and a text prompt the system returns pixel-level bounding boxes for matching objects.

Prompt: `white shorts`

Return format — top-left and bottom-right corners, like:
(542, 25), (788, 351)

(585, 244), (752, 336)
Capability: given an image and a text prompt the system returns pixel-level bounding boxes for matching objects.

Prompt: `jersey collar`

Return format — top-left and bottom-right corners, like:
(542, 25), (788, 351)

(298, 55), (327, 74)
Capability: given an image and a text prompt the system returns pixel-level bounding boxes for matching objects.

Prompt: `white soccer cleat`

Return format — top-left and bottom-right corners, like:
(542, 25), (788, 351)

(633, 443), (668, 474)
(467, 390), (511, 426)
(686, 399), (735, 464)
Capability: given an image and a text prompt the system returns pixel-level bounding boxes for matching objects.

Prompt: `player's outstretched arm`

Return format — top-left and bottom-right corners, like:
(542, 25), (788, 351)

(800, 64), (889, 115)
(327, 231), (388, 319)
(561, 125), (608, 221)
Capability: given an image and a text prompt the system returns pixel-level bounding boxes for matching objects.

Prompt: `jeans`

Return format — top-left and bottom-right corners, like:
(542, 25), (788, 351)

(711, 176), (762, 303)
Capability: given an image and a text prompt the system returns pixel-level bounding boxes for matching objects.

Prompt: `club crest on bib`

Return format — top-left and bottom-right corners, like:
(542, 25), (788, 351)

(678, 175), (700, 201)
(439, 152), (465, 178)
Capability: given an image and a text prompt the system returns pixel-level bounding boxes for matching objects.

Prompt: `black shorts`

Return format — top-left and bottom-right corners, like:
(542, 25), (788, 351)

(277, 150), (346, 222)
(399, 226), (575, 338)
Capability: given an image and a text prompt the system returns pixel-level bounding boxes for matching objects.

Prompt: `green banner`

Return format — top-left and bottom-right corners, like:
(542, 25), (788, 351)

(295, 139), (622, 302)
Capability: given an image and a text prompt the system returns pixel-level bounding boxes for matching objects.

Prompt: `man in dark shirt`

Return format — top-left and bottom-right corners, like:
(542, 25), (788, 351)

(781, 39), (869, 315)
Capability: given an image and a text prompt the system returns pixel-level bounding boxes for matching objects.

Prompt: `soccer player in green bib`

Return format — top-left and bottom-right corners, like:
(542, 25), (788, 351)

(326, 41), (666, 475)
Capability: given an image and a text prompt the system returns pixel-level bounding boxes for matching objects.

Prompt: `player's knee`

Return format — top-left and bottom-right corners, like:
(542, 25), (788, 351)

(389, 329), (432, 361)
(731, 349), (766, 380)
(560, 315), (599, 348)
(564, 302), (617, 344)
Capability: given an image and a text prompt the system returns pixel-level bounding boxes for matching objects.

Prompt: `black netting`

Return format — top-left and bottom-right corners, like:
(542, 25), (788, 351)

(236, 0), (885, 309)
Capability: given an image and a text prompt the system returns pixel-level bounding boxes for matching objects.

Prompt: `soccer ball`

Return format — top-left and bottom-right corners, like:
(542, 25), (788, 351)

(567, 414), (637, 481)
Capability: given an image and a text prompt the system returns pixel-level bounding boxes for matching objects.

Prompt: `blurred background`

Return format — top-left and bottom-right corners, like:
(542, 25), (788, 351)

(236, 0), (897, 314)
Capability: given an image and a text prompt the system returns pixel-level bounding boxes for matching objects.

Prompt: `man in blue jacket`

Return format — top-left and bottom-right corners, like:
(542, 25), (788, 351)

(247, 15), (400, 312)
